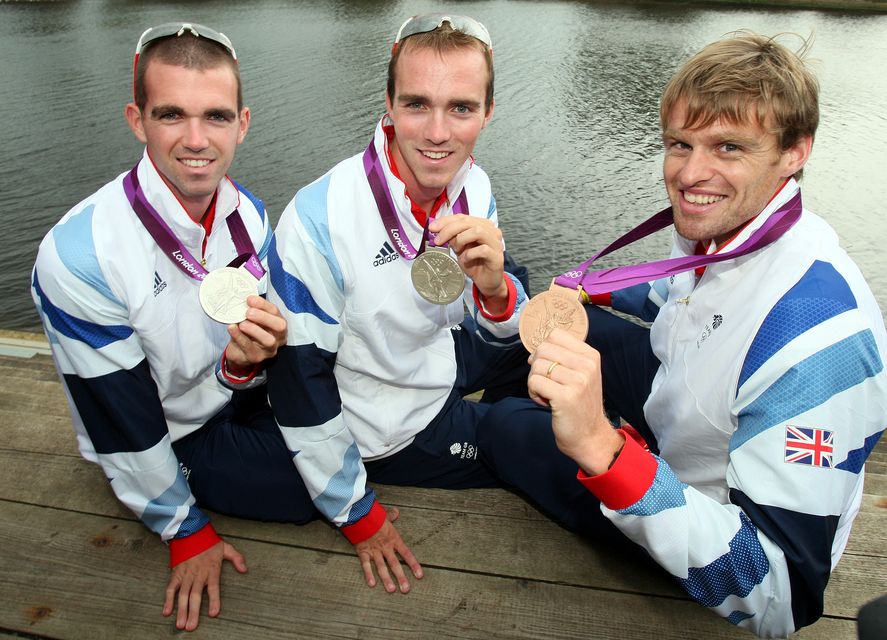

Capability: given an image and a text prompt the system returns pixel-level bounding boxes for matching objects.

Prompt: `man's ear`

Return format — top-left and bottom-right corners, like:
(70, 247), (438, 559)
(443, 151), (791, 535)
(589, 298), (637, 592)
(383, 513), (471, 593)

(482, 98), (495, 128)
(124, 103), (147, 144)
(237, 107), (250, 144)
(781, 134), (813, 178)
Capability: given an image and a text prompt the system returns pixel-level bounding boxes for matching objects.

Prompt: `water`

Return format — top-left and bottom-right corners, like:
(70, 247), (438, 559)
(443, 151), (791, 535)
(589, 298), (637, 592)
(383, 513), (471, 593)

(2, 0), (886, 331)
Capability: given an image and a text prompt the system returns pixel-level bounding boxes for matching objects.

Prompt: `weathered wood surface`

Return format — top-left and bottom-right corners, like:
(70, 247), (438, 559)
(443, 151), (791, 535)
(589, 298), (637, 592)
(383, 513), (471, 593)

(0, 344), (883, 639)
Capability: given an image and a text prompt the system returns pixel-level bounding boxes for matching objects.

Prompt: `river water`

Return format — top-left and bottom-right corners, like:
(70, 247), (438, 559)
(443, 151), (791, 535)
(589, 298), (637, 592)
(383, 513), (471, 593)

(2, 0), (886, 331)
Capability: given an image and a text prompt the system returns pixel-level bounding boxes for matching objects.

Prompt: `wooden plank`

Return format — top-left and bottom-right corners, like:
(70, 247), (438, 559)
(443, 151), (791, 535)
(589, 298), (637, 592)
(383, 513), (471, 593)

(0, 501), (856, 640)
(0, 386), (71, 416)
(376, 484), (551, 521)
(0, 449), (880, 620)
(0, 449), (682, 599)
(865, 473), (887, 496)
(844, 495), (887, 557)
(0, 359), (58, 382)
(0, 412), (80, 457)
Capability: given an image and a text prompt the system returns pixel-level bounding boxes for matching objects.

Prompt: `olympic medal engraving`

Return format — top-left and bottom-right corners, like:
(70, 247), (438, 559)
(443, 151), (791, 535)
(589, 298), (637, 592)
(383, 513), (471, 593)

(518, 282), (589, 352)
(411, 247), (465, 305)
(199, 267), (257, 324)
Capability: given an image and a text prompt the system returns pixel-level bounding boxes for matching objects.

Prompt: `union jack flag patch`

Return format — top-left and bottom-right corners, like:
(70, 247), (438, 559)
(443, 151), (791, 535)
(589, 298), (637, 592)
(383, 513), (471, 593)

(784, 426), (834, 468)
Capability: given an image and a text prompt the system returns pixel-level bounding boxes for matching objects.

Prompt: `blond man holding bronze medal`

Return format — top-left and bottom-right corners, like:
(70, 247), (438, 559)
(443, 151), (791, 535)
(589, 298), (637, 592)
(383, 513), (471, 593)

(32, 23), (319, 631)
(478, 33), (887, 637)
(267, 13), (530, 595)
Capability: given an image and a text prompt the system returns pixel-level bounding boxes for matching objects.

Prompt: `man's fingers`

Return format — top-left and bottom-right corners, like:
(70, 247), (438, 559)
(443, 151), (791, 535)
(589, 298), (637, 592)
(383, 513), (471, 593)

(385, 506), (400, 523)
(384, 549), (411, 593)
(224, 543), (249, 573)
(359, 551), (377, 588)
(374, 552), (397, 593)
(397, 541), (424, 580)
(162, 575), (180, 617)
(206, 567), (222, 618)
(185, 581), (203, 631)
(175, 577), (193, 630)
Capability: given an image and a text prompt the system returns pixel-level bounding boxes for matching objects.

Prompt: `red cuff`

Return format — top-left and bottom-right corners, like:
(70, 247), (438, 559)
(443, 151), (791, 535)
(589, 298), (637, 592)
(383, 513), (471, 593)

(169, 523), (222, 567)
(472, 275), (517, 322)
(589, 292), (612, 306)
(340, 500), (387, 544)
(221, 351), (261, 384)
(576, 429), (658, 511)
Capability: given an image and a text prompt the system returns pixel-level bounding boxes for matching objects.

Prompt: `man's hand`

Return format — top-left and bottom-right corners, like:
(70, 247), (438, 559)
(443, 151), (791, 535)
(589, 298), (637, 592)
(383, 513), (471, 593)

(430, 216), (508, 311)
(528, 328), (624, 476)
(162, 540), (248, 631)
(224, 296), (287, 370)
(355, 506), (423, 593)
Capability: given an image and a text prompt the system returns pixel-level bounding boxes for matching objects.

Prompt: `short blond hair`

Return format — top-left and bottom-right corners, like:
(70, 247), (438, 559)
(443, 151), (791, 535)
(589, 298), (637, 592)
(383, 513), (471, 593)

(660, 32), (819, 154)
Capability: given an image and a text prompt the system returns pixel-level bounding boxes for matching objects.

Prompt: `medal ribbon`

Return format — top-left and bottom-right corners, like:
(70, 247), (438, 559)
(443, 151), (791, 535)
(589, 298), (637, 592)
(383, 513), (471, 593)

(363, 140), (468, 261)
(123, 164), (265, 282)
(554, 190), (802, 295)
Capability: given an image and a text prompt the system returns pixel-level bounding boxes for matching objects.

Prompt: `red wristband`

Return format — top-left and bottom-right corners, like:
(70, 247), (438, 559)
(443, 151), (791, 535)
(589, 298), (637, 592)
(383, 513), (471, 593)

(472, 275), (517, 322)
(221, 351), (261, 383)
(576, 429), (657, 511)
(589, 292), (612, 306)
(340, 500), (387, 544)
(168, 523), (222, 567)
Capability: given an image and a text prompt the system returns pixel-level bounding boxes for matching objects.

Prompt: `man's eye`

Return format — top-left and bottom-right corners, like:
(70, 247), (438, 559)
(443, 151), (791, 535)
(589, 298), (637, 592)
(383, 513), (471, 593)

(453, 105), (470, 114)
(720, 143), (739, 152)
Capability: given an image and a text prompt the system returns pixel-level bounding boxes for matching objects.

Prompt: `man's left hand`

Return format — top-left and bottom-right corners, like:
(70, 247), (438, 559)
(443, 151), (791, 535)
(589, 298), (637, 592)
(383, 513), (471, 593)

(528, 328), (624, 476)
(224, 295), (287, 369)
(430, 216), (507, 307)
(163, 539), (248, 631)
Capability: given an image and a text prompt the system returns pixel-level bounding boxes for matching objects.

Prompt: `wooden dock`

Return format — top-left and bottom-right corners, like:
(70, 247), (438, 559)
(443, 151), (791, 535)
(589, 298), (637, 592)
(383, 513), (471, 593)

(1, 332), (884, 639)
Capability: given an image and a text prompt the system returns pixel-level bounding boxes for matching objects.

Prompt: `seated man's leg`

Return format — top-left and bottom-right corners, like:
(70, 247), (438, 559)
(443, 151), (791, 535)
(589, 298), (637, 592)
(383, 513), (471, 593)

(585, 305), (659, 450)
(172, 387), (319, 524)
(452, 319), (530, 403)
(366, 311), (529, 489)
(365, 395), (501, 489)
(476, 397), (625, 544)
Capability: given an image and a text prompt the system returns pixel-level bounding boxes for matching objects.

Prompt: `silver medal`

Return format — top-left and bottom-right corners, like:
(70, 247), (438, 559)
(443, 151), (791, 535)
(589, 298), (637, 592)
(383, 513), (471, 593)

(411, 247), (465, 305)
(199, 267), (257, 324)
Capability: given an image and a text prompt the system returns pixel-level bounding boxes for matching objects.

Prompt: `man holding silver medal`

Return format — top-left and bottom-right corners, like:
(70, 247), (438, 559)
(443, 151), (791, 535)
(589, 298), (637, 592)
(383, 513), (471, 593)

(267, 13), (529, 594)
(32, 23), (317, 630)
(478, 33), (887, 637)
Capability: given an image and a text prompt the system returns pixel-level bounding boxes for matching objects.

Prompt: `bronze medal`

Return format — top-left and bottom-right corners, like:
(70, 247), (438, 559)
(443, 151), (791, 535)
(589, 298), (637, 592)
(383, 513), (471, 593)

(518, 281), (588, 352)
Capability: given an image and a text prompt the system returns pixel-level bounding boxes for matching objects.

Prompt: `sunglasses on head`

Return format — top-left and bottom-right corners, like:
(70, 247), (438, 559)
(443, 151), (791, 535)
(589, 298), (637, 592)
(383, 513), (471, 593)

(135, 22), (237, 59)
(132, 22), (237, 102)
(393, 13), (492, 53)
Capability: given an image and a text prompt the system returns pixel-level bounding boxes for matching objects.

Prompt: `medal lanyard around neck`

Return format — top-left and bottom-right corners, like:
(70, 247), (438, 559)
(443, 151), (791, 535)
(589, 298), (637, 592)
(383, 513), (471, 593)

(554, 190), (803, 296)
(123, 164), (265, 282)
(363, 140), (469, 261)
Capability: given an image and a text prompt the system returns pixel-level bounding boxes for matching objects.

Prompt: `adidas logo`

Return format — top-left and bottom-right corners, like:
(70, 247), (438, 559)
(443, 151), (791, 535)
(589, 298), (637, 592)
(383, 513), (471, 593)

(373, 241), (399, 267)
(153, 271), (167, 296)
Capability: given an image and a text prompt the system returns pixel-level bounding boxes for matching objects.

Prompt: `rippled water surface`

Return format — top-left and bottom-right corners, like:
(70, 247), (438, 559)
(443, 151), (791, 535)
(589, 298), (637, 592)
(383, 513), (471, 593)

(2, 0), (886, 330)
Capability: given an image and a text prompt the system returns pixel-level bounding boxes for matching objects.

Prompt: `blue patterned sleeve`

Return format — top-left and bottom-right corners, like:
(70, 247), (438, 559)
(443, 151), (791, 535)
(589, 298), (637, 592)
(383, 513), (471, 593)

(266, 178), (378, 530)
(31, 206), (208, 543)
(603, 261), (887, 637)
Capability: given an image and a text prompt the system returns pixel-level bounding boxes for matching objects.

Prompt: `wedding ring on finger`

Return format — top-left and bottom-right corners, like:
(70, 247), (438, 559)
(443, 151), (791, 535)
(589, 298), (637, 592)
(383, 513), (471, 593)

(546, 361), (560, 378)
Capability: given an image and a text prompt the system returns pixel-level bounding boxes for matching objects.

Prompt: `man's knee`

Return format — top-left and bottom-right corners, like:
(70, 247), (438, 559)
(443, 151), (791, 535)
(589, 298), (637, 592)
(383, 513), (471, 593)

(477, 396), (553, 468)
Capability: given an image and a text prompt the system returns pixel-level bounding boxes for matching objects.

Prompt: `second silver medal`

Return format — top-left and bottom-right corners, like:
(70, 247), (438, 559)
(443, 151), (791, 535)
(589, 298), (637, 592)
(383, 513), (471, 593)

(411, 246), (464, 305)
